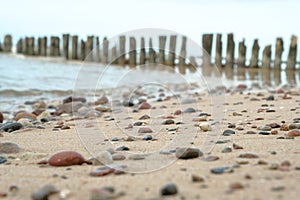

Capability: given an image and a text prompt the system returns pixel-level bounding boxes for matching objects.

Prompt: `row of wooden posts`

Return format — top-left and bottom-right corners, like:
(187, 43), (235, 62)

(0, 33), (299, 70)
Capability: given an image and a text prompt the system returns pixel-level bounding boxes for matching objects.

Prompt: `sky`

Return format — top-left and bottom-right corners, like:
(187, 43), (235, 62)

(0, 0), (299, 58)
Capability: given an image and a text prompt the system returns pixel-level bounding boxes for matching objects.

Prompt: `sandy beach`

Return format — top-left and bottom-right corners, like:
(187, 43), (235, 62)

(0, 84), (300, 200)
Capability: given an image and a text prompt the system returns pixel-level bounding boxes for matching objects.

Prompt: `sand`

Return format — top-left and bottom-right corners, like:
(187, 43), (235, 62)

(0, 87), (300, 200)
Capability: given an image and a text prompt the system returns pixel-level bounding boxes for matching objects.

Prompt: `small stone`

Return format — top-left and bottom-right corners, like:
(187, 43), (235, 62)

(192, 175), (205, 182)
(111, 137), (119, 141)
(128, 154), (145, 160)
(0, 122), (23, 132)
(258, 160), (268, 165)
(48, 151), (85, 166)
(232, 112), (242, 116)
(222, 147), (232, 153)
(236, 159), (249, 165)
(125, 136), (136, 141)
(280, 124), (289, 131)
(246, 130), (257, 134)
(286, 129), (300, 137)
(229, 182), (244, 190)
(0, 156), (7, 164)
(183, 107), (196, 113)
(199, 123), (211, 132)
(133, 121), (143, 126)
(269, 163), (279, 170)
(255, 117), (264, 120)
(90, 166), (115, 177)
(139, 114), (150, 120)
(0, 142), (20, 154)
(210, 167), (232, 174)
(95, 106), (111, 112)
(90, 187), (114, 200)
(112, 154), (126, 161)
(266, 95), (275, 101)
(236, 84), (247, 90)
(228, 124), (236, 128)
(9, 185), (19, 194)
(288, 123), (300, 130)
(271, 130), (278, 135)
(238, 153), (259, 159)
(281, 160), (291, 167)
(222, 129), (235, 136)
(138, 102), (151, 109)
(259, 131), (270, 135)
(31, 184), (59, 200)
(15, 112), (36, 121)
(174, 110), (182, 115)
(95, 96), (109, 105)
(203, 155), (219, 161)
(138, 127), (153, 134)
(143, 135), (153, 141)
(216, 140), (230, 144)
(258, 126), (272, 131)
(245, 174), (252, 179)
(116, 146), (130, 151)
(271, 186), (285, 191)
(175, 147), (203, 159)
(162, 119), (175, 125)
(233, 143), (243, 149)
(161, 183), (178, 196)
(63, 96), (86, 104)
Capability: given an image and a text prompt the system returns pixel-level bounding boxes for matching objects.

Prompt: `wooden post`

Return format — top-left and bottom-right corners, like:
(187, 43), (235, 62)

(129, 37), (136, 66)
(202, 34), (213, 66)
(55, 37), (60, 56)
(261, 45), (272, 69)
(237, 39), (246, 67)
(111, 46), (118, 64)
(86, 35), (94, 61)
(16, 39), (23, 54)
(118, 35), (126, 66)
(50, 36), (55, 56)
(23, 37), (29, 55)
(63, 34), (70, 59)
(80, 39), (86, 61)
(95, 36), (101, 62)
(274, 38), (283, 70)
(215, 34), (222, 67)
(28, 37), (35, 55)
(37, 37), (42, 56)
(140, 37), (146, 65)
(103, 37), (109, 64)
(3, 34), (12, 52)
(158, 36), (167, 64)
(249, 39), (260, 68)
(167, 35), (177, 66)
(225, 33), (235, 68)
(41, 37), (47, 56)
(179, 36), (187, 67)
(188, 56), (197, 72)
(149, 38), (156, 64)
(286, 35), (297, 70)
(71, 35), (78, 60)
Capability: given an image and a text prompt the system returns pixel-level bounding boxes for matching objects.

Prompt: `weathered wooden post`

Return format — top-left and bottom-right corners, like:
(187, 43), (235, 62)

(179, 36), (187, 67)
(261, 45), (272, 69)
(167, 35), (177, 66)
(129, 37), (136, 66)
(16, 39), (23, 54)
(95, 36), (101, 62)
(103, 37), (109, 64)
(274, 38), (284, 70)
(139, 37), (146, 65)
(3, 34), (12, 52)
(158, 36), (167, 64)
(71, 35), (78, 60)
(37, 37), (42, 56)
(63, 34), (70, 59)
(118, 36), (126, 66)
(149, 38), (156, 64)
(202, 34), (213, 66)
(249, 39), (260, 68)
(50, 36), (55, 56)
(111, 46), (118, 64)
(41, 37), (47, 56)
(80, 39), (86, 60)
(86, 35), (94, 61)
(237, 39), (246, 67)
(225, 33), (235, 68)
(286, 35), (297, 70)
(28, 37), (35, 55)
(188, 56), (197, 72)
(23, 37), (29, 55)
(215, 34), (222, 68)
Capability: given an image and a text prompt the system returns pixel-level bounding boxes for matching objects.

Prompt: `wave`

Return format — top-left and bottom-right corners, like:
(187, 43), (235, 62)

(0, 89), (73, 98)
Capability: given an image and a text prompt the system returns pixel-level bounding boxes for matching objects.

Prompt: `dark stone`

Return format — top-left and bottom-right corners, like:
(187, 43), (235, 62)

(0, 122), (23, 132)
(139, 115), (150, 120)
(63, 96), (86, 104)
(216, 140), (230, 144)
(266, 95), (275, 101)
(161, 183), (178, 196)
(0, 156), (7, 164)
(162, 119), (175, 125)
(116, 146), (130, 151)
(183, 107), (196, 113)
(222, 129), (235, 136)
(259, 131), (270, 135)
(0, 142), (20, 153)
(210, 167), (232, 174)
(31, 184), (59, 200)
(111, 137), (119, 141)
(133, 121), (143, 126)
(228, 124), (236, 128)
(123, 100), (134, 107)
(143, 135), (153, 141)
(175, 147), (202, 159)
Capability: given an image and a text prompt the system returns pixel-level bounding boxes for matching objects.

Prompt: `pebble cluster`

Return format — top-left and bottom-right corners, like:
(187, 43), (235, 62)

(0, 84), (299, 199)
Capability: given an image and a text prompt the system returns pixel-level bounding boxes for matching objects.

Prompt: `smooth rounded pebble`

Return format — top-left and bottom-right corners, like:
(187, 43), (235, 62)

(286, 129), (300, 137)
(0, 142), (20, 154)
(161, 183), (178, 196)
(238, 153), (259, 159)
(222, 129), (235, 136)
(48, 151), (85, 166)
(183, 107), (196, 113)
(176, 147), (203, 159)
(138, 102), (151, 109)
(0, 122), (23, 132)
(0, 156), (7, 164)
(31, 184), (59, 200)
(138, 127), (153, 133)
(15, 112), (36, 121)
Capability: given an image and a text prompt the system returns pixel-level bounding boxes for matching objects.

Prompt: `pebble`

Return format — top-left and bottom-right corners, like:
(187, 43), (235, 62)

(266, 95), (275, 101)
(257, 160), (268, 165)
(210, 167), (232, 174)
(175, 147), (203, 159)
(192, 175), (205, 182)
(228, 123), (236, 128)
(238, 153), (259, 159)
(161, 183), (178, 196)
(271, 186), (285, 192)
(280, 124), (289, 131)
(269, 163), (279, 170)
(162, 119), (175, 125)
(236, 159), (249, 165)
(112, 154), (126, 161)
(0, 112), (3, 123)
(59, 102), (84, 113)
(222, 147), (232, 153)
(288, 123), (300, 130)
(286, 129), (300, 137)
(37, 111), (51, 122)
(125, 136), (136, 141)
(174, 110), (182, 115)
(48, 151), (85, 166)
(0, 156), (7, 164)
(199, 123), (211, 131)
(116, 146), (130, 151)
(139, 114), (150, 120)
(92, 151), (113, 165)
(216, 140), (230, 144)
(0, 122), (23, 132)
(233, 143), (243, 149)
(229, 182), (244, 190)
(232, 112), (242, 116)
(128, 154), (146, 160)
(271, 130), (278, 135)
(257, 126), (272, 131)
(202, 155), (219, 161)
(133, 121), (143, 126)
(281, 160), (291, 167)
(0, 142), (20, 153)
(143, 135), (153, 141)
(111, 137), (119, 141)
(246, 131), (257, 134)
(222, 129), (235, 136)
(138, 102), (151, 109)
(259, 131), (270, 135)
(95, 96), (109, 105)
(183, 107), (196, 113)
(138, 127), (153, 133)
(14, 112), (36, 121)
(31, 184), (59, 200)
(95, 106), (111, 112)
(90, 166), (115, 177)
